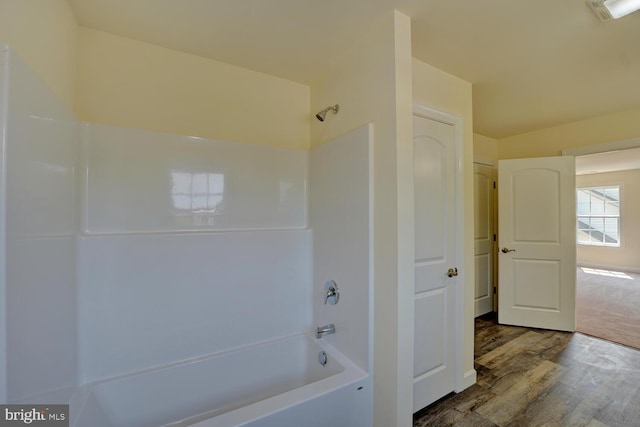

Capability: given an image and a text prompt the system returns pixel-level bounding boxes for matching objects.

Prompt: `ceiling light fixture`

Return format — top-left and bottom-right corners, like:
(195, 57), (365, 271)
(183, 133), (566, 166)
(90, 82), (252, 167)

(588, 0), (640, 20)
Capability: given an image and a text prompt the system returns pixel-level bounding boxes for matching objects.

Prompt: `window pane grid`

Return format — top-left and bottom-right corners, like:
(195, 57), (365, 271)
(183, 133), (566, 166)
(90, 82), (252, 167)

(576, 186), (620, 247)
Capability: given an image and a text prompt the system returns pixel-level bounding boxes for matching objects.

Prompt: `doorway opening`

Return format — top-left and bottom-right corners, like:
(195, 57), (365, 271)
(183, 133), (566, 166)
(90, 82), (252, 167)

(571, 143), (640, 350)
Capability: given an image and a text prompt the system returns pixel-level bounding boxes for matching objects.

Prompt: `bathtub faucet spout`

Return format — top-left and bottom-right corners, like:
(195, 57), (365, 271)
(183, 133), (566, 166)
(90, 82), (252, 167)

(315, 324), (335, 339)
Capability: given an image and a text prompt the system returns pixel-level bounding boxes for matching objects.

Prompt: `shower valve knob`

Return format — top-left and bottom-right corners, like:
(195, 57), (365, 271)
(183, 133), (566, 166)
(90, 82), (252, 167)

(324, 280), (340, 305)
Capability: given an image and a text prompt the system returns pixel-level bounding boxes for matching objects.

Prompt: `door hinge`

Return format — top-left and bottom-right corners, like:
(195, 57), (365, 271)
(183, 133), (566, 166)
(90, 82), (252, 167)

(493, 286), (497, 294)
(493, 181), (496, 189)
(493, 234), (496, 242)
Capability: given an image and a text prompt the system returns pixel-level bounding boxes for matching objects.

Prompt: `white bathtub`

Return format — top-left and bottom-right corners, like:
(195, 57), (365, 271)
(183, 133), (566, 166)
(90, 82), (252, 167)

(71, 334), (370, 427)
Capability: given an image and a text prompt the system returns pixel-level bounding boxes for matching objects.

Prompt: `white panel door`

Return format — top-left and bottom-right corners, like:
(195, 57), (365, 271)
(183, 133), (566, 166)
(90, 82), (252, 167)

(474, 163), (495, 317)
(498, 157), (576, 331)
(413, 114), (456, 412)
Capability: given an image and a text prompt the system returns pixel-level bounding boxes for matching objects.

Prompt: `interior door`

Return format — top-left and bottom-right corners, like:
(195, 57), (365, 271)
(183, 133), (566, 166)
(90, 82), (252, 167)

(498, 156), (576, 331)
(413, 114), (456, 412)
(474, 163), (496, 317)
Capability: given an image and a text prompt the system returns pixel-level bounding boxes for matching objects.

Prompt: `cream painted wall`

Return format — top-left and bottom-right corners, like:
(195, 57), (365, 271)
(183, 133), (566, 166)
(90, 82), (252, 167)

(577, 169), (640, 272)
(310, 11), (414, 427)
(498, 106), (640, 159)
(0, 0), (78, 111)
(474, 133), (498, 165)
(412, 58), (475, 386)
(77, 28), (310, 150)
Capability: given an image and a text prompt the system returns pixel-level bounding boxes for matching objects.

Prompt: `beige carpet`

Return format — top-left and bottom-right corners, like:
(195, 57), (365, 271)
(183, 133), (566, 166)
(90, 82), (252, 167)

(576, 266), (640, 350)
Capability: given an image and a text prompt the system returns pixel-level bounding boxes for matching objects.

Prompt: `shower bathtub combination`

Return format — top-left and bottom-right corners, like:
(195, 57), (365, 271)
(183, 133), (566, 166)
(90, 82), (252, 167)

(0, 45), (373, 427)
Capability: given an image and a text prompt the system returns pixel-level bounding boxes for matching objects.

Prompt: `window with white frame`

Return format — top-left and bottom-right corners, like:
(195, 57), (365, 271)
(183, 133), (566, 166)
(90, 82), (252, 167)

(577, 186), (620, 247)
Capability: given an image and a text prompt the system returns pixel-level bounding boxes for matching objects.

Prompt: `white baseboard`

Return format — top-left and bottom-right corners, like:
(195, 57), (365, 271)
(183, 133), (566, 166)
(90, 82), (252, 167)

(578, 263), (640, 274)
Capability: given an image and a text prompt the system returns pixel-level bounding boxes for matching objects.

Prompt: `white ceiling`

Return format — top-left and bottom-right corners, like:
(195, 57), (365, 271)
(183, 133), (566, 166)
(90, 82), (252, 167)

(576, 146), (640, 175)
(67, 0), (640, 139)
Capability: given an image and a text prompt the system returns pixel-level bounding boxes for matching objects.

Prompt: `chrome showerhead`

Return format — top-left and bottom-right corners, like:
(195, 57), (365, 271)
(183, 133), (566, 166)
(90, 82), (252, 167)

(315, 104), (340, 122)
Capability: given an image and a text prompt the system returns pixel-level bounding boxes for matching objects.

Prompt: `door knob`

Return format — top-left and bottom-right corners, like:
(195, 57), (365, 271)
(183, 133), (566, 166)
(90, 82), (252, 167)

(501, 247), (516, 253)
(447, 267), (458, 278)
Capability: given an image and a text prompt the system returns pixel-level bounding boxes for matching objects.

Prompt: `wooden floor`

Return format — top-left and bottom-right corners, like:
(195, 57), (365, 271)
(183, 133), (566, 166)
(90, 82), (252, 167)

(414, 313), (640, 427)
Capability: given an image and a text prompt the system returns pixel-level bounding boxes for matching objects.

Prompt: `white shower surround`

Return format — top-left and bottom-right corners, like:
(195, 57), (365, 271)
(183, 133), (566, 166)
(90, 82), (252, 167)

(77, 122), (312, 382)
(0, 45), (373, 426)
(78, 229), (313, 382)
(0, 45), (78, 403)
(80, 123), (308, 234)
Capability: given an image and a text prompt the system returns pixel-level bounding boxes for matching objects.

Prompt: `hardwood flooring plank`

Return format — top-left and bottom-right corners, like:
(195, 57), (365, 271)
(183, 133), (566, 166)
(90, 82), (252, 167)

(474, 317), (530, 358)
(414, 314), (640, 427)
(475, 360), (564, 425)
(530, 330), (573, 362)
(506, 382), (584, 427)
(475, 331), (547, 369)
(413, 385), (497, 426)
(593, 377), (640, 427)
(564, 386), (615, 427)
(475, 351), (547, 392)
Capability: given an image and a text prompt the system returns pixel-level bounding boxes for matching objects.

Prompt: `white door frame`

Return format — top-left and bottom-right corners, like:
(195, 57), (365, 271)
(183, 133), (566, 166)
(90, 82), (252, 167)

(564, 138), (640, 271)
(412, 102), (470, 392)
(562, 137), (640, 157)
(473, 163), (497, 317)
